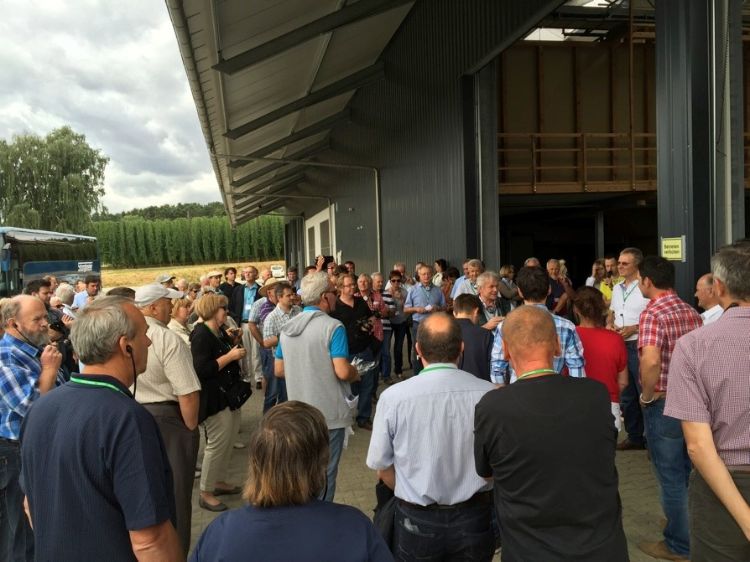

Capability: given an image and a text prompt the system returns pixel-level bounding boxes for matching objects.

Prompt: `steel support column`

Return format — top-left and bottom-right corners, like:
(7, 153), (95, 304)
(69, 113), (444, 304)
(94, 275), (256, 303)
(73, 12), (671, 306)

(655, 0), (744, 300)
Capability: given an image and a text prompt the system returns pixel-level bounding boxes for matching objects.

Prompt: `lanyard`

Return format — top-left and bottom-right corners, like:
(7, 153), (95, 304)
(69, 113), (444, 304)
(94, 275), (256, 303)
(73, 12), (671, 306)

(70, 376), (126, 395)
(418, 365), (453, 376)
(516, 368), (557, 381)
(419, 284), (434, 303)
(620, 281), (639, 304)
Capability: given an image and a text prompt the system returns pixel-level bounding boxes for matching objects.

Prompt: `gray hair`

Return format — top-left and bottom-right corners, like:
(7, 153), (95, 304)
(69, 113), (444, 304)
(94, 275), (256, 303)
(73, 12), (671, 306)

(300, 272), (330, 306)
(0, 297), (20, 328)
(476, 270), (499, 289)
(358, 273), (372, 284)
(70, 296), (138, 365)
(620, 247), (644, 265)
(55, 283), (75, 305)
(711, 244), (750, 301)
(467, 259), (483, 270)
(371, 272), (384, 281)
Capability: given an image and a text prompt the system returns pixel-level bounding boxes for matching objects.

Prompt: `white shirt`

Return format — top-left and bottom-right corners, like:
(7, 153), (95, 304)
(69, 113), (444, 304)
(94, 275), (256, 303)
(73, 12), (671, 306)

(366, 363), (494, 506)
(700, 304), (723, 325)
(609, 279), (649, 341)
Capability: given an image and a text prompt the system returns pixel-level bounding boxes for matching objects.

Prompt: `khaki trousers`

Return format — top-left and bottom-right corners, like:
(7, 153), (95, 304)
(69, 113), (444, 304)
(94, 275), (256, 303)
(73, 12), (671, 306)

(241, 323), (263, 382)
(199, 407), (240, 492)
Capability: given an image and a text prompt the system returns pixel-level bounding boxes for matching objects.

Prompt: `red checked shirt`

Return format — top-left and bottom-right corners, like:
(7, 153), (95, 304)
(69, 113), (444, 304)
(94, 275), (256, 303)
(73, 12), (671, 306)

(638, 291), (702, 392)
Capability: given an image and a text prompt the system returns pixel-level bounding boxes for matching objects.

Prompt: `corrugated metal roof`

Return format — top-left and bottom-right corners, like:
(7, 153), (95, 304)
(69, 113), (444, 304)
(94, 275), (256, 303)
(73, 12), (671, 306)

(165, 0), (414, 226)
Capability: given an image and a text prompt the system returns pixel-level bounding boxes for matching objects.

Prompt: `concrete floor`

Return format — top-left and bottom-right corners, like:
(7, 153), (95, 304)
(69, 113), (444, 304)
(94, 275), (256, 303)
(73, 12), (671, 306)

(189, 378), (665, 561)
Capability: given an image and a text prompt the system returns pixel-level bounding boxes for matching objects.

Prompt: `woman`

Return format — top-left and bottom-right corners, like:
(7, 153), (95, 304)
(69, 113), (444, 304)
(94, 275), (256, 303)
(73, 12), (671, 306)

(432, 258), (447, 287)
(572, 287), (628, 431)
(498, 265), (521, 316)
(190, 293), (247, 511)
(441, 266), (460, 312)
(386, 270), (408, 379)
(331, 273), (377, 430)
(190, 401), (392, 562)
(168, 297), (192, 345)
(357, 273), (387, 344)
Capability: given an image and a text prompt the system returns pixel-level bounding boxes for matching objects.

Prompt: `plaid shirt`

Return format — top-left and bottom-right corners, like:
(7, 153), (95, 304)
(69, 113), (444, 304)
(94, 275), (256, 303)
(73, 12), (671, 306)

(0, 333), (64, 440)
(490, 303), (586, 384)
(638, 291), (702, 392)
(262, 305), (301, 351)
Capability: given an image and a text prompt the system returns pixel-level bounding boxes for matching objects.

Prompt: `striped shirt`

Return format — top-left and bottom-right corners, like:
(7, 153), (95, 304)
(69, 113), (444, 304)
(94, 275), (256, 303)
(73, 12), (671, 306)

(490, 304), (586, 384)
(0, 333), (65, 440)
(665, 306), (750, 465)
(380, 291), (395, 329)
(638, 291), (702, 392)
(366, 363), (494, 505)
(262, 305), (300, 351)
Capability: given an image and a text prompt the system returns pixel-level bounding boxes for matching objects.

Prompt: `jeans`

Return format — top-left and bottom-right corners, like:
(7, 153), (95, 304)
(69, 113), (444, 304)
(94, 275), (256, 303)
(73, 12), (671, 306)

(381, 329), (393, 381)
(621, 340), (645, 444)
(261, 348), (286, 413)
(394, 500), (494, 562)
(0, 440), (33, 562)
(690, 470), (750, 562)
(322, 428), (345, 502)
(391, 323), (408, 375)
(643, 399), (691, 557)
(350, 348), (376, 424)
(410, 322), (423, 375)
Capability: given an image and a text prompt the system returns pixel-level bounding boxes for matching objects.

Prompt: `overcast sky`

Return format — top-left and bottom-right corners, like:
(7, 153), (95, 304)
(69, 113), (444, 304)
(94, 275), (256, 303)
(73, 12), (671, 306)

(0, 0), (220, 213)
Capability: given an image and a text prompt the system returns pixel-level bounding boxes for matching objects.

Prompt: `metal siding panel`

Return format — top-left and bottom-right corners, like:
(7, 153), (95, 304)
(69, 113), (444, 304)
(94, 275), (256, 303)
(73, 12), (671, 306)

(299, 0), (562, 272)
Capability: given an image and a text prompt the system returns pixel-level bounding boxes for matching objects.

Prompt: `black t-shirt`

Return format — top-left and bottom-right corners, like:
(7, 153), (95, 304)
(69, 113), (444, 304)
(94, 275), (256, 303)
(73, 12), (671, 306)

(331, 297), (375, 355)
(21, 374), (175, 562)
(190, 500), (393, 562)
(474, 375), (627, 562)
(457, 318), (493, 381)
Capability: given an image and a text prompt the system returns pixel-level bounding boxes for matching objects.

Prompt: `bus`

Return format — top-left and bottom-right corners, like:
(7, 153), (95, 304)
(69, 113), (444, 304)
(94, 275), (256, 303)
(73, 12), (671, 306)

(0, 227), (100, 297)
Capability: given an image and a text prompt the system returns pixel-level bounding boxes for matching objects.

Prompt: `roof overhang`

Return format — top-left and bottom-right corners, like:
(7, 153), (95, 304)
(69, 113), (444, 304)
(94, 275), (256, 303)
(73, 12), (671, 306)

(166, 0), (414, 226)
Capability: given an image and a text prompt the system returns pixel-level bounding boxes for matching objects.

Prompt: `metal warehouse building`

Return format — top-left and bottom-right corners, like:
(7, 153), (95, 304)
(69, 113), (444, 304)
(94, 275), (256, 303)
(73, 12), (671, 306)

(166, 0), (748, 299)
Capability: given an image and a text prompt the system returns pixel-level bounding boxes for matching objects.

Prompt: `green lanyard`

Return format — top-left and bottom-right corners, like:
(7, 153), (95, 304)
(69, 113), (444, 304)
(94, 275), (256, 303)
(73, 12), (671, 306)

(418, 365), (453, 376)
(516, 368), (557, 382)
(70, 376), (126, 396)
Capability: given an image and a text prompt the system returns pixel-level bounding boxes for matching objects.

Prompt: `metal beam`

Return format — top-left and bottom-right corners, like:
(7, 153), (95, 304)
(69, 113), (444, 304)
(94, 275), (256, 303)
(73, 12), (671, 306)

(213, 0), (411, 75)
(224, 63), (383, 139)
(227, 109), (349, 159)
(235, 182), (300, 213)
(229, 139), (329, 189)
(236, 200), (287, 224)
(232, 167), (306, 196)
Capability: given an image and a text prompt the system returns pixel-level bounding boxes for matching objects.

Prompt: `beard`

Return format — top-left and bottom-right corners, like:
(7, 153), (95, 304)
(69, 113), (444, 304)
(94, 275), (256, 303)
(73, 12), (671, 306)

(27, 330), (50, 348)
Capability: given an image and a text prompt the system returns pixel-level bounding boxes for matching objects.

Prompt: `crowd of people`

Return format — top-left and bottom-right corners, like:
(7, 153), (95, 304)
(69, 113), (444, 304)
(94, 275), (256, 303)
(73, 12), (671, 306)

(0, 240), (749, 561)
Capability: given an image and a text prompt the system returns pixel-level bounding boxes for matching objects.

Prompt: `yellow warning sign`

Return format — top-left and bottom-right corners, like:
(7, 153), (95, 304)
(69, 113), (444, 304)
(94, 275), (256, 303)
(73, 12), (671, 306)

(661, 236), (685, 262)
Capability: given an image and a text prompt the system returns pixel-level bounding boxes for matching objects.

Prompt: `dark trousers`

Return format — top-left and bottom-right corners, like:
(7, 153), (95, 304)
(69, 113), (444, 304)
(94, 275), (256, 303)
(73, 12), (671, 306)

(261, 347), (287, 413)
(0, 440), (33, 561)
(391, 323), (408, 375)
(144, 403), (200, 557)
(394, 498), (494, 562)
(410, 322), (424, 375)
(621, 340), (645, 444)
(690, 469), (750, 561)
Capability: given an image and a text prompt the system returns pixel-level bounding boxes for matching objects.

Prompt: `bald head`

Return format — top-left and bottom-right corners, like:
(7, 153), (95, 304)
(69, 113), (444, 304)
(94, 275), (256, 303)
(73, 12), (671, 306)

(695, 273), (719, 310)
(502, 305), (559, 367)
(415, 312), (463, 365)
(2, 295), (50, 347)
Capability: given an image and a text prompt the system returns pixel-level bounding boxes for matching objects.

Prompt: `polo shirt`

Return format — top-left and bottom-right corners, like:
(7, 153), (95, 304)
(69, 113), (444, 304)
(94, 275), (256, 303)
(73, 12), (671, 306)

(367, 363), (494, 505)
(21, 374), (175, 562)
(609, 279), (649, 341)
(404, 283), (446, 323)
(190, 500), (392, 562)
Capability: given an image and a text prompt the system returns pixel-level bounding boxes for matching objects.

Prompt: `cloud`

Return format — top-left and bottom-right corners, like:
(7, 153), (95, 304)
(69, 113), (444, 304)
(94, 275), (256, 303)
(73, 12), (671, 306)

(0, 0), (220, 213)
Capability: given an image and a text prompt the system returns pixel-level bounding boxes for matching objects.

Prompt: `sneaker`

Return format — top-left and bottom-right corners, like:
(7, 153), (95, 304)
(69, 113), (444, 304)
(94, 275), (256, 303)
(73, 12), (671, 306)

(637, 540), (689, 561)
(616, 439), (646, 451)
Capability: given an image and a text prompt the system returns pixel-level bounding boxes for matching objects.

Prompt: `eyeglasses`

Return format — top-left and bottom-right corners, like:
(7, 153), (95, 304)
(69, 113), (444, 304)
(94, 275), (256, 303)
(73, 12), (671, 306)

(390, 279), (401, 283)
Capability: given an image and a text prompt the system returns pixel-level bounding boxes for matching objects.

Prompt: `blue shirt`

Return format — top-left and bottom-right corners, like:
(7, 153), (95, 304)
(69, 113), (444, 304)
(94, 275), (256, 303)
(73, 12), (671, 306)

(21, 374), (175, 561)
(451, 275), (467, 298)
(490, 304), (586, 384)
(72, 290), (92, 310)
(0, 334), (64, 440)
(242, 283), (260, 321)
(404, 283), (446, 323)
(190, 500), (393, 562)
(275, 307), (348, 359)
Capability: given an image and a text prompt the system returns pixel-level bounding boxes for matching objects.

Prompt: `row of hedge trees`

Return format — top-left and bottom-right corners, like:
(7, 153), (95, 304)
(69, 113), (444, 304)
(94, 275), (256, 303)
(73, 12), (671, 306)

(93, 215), (284, 268)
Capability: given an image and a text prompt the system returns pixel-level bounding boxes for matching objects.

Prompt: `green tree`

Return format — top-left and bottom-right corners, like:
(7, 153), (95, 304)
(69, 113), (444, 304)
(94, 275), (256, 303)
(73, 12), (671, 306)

(0, 126), (108, 233)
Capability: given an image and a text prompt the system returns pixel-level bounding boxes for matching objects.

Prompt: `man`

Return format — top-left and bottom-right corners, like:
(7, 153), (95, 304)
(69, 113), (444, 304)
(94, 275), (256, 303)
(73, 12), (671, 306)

(367, 313), (495, 561)
(491, 266), (585, 385)
(475, 270), (503, 330)
(695, 273), (722, 325)
(666, 243), (750, 561)
(453, 259), (484, 297)
(72, 274), (100, 310)
(524, 256), (541, 268)
(450, 259), (471, 299)
(607, 247), (650, 450)
(344, 261), (356, 275)
(20, 296), (182, 561)
(546, 258), (570, 316)
(286, 266), (300, 291)
(453, 293), (493, 381)
(23, 279), (61, 323)
(133, 284), (201, 554)
(219, 267), (238, 299)
(230, 266), (263, 387)
(258, 267), (272, 284)
(274, 272), (359, 501)
(0, 296), (63, 561)
(252, 277), (281, 409)
(404, 264), (446, 374)
(637, 255), (702, 562)
(42, 275), (58, 294)
(155, 273), (176, 288)
(475, 306), (627, 561)
(174, 278), (188, 293)
(262, 282), (300, 412)
(204, 270), (222, 294)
